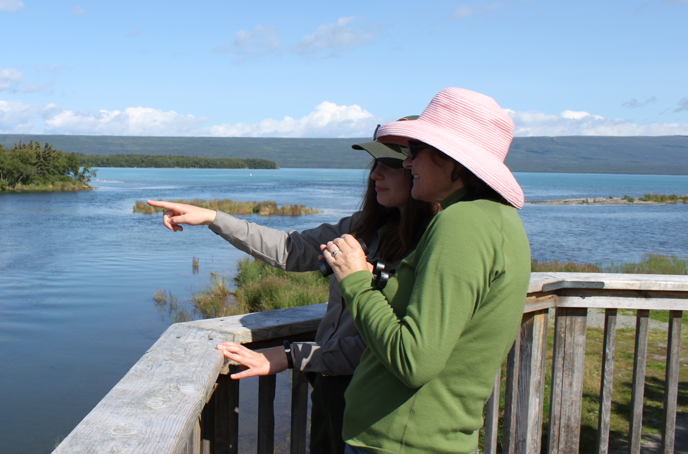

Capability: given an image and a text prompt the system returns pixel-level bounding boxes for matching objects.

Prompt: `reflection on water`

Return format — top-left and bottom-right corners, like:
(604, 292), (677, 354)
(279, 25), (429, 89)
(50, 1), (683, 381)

(1, 168), (687, 453)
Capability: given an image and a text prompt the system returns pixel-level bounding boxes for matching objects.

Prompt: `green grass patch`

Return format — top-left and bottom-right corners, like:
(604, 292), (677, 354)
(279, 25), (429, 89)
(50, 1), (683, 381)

(532, 253), (687, 275)
(135, 199), (320, 216)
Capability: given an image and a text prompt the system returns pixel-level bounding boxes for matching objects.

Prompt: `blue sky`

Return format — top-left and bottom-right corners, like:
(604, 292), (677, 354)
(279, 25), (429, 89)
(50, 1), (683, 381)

(1, 0), (687, 137)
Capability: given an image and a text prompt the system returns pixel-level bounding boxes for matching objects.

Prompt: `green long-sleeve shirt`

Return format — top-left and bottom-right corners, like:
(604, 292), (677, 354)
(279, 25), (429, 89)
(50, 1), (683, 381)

(339, 188), (531, 454)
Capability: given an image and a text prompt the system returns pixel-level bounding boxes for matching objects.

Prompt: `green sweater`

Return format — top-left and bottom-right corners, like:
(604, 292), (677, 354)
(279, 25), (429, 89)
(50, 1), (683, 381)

(339, 189), (531, 454)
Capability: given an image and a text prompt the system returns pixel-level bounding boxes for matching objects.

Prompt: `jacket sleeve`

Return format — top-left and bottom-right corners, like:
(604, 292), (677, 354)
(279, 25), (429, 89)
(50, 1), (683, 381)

(292, 333), (367, 375)
(339, 209), (494, 388)
(208, 211), (359, 272)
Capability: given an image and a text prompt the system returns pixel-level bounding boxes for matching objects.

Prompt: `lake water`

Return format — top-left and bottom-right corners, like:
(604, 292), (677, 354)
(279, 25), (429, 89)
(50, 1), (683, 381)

(1, 168), (687, 453)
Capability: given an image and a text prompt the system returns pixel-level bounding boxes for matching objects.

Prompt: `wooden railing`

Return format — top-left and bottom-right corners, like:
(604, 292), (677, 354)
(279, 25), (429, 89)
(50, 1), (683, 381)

(52, 273), (688, 454)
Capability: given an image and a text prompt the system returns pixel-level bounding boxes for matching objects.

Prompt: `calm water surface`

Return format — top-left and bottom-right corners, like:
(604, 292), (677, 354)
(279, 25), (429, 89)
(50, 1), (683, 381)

(1, 168), (687, 453)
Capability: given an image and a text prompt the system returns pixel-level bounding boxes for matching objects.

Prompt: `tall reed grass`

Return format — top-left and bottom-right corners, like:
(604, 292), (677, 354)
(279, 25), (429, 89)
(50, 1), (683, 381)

(134, 199), (320, 216)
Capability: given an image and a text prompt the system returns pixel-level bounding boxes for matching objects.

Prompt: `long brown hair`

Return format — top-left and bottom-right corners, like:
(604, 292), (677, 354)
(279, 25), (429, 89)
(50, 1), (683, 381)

(349, 160), (439, 262)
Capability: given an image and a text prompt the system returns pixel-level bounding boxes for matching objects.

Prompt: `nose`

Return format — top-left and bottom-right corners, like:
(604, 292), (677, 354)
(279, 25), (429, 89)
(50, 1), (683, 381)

(403, 155), (412, 169)
(371, 163), (384, 180)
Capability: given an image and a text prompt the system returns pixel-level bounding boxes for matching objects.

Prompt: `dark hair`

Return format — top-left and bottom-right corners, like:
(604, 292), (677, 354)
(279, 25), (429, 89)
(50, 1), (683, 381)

(435, 149), (509, 205)
(349, 160), (439, 262)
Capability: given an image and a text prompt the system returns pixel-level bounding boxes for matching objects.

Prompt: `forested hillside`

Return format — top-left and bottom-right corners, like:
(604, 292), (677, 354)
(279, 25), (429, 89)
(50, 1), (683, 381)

(1, 134), (687, 174)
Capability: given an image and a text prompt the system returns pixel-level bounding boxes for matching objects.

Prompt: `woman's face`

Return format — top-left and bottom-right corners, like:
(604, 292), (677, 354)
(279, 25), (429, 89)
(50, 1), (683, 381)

(403, 143), (462, 203)
(370, 161), (412, 210)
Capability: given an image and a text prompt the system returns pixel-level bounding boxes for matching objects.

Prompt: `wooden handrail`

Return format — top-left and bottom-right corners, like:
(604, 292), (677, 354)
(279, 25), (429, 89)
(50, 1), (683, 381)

(52, 273), (688, 454)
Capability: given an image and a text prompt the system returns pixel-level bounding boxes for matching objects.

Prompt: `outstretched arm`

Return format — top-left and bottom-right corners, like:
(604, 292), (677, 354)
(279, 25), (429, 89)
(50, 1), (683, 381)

(216, 342), (289, 379)
(146, 200), (217, 232)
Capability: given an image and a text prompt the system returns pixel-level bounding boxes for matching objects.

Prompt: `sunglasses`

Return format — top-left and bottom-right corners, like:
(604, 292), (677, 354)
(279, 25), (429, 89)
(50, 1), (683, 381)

(407, 141), (433, 160)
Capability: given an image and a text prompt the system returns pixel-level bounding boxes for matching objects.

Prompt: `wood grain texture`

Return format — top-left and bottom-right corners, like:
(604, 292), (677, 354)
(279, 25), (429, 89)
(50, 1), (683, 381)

(629, 310), (650, 454)
(502, 332), (521, 454)
(548, 308), (587, 454)
(483, 368), (501, 454)
(597, 309), (617, 454)
(661, 311), (682, 454)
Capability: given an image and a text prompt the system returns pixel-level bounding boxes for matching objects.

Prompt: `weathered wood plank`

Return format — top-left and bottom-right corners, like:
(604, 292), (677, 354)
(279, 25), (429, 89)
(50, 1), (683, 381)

(183, 304), (327, 344)
(502, 332), (521, 454)
(214, 371), (240, 454)
(548, 308), (587, 454)
(185, 418), (201, 454)
(554, 295), (688, 311)
(661, 311), (682, 454)
(483, 368), (501, 454)
(629, 310), (649, 454)
(258, 375), (276, 454)
(597, 309), (617, 454)
(290, 370), (309, 454)
(528, 272), (688, 293)
(52, 324), (226, 454)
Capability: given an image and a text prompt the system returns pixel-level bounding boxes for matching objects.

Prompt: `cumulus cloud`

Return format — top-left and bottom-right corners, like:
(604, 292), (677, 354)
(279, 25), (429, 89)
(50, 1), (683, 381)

(72, 5), (85, 16)
(622, 97), (657, 108)
(0, 0), (23, 13)
(293, 17), (376, 57)
(674, 97), (688, 113)
(204, 101), (381, 138)
(453, 2), (505, 19)
(506, 108), (688, 136)
(0, 68), (23, 91)
(43, 107), (208, 136)
(0, 100), (61, 134)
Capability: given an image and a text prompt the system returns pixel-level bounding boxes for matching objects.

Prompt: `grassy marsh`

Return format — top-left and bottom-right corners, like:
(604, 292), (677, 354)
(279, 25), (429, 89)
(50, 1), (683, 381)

(134, 199), (320, 216)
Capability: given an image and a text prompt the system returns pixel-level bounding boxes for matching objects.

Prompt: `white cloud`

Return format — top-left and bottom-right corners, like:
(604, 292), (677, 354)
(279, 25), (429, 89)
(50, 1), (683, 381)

(0, 0), (23, 13)
(43, 106), (208, 136)
(204, 101), (381, 138)
(72, 5), (85, 16)
(453, 2), (505, 19)
(294, 17), (375, 57)
(0, 68), (23, 91)
(506, 108), (688, 136)
(126, 29), (141, 38)
(18, 82), (53, 94)
(0, 100), (60, 134)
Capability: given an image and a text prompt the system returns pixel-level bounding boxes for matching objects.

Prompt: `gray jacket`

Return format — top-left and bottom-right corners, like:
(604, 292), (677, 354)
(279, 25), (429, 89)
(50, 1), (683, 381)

(210, 210), (388, 375)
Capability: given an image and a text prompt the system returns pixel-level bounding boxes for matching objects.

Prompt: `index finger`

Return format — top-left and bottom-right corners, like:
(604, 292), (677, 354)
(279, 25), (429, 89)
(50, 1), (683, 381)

(146, 199), (176, 209)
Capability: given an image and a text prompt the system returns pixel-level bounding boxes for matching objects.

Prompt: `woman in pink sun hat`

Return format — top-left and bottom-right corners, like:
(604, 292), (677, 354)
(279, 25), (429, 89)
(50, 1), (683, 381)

(321, 88), (532, 454)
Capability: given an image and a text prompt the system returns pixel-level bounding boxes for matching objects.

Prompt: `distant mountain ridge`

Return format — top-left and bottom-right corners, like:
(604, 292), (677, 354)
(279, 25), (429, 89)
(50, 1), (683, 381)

(1, 134), (687, 174)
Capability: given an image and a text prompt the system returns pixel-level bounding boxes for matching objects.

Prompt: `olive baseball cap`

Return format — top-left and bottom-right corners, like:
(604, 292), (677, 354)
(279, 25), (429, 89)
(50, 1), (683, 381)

(352, 115), (418, 168)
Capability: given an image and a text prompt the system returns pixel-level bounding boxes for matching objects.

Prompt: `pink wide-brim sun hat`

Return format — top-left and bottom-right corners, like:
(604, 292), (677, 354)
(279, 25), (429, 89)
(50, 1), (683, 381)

(375, 87), (524, 209)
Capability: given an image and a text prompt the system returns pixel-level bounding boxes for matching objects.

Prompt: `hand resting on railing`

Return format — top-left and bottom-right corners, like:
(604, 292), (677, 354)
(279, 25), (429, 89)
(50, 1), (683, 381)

(216, 342), (289, 379)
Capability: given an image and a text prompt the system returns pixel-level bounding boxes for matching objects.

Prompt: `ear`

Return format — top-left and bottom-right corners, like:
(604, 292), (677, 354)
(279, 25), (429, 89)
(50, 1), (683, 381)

(451, 162), (463, 182)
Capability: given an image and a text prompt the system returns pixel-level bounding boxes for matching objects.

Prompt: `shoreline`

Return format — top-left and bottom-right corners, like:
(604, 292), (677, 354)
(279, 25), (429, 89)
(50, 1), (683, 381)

(528, 196), (687, 206)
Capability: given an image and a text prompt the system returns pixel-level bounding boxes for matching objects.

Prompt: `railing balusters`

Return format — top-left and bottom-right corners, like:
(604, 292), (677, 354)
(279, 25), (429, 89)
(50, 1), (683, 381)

(483, 368), (501, 454)
(548, 307), (588, 454)
(502, 330), (521, 454)
(661, 310), (682, 454)
(214, 370), (241, 454)
(258, 375), (276, 454)
(290, 370), (309, 454)
(629, 310), (649, 454)
(597, 308), (617, 454)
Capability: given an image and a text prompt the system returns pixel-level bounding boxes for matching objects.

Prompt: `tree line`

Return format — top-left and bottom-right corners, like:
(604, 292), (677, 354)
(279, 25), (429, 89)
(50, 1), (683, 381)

(0, 141), (96, 191)
(77, 154), (278, 169)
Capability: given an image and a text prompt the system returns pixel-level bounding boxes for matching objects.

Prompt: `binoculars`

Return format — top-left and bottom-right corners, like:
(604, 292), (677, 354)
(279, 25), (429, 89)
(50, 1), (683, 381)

(317, 239), (393, 289)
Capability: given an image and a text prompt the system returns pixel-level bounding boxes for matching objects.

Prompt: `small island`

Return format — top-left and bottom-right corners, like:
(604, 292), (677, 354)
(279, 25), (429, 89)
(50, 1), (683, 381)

(135, 199), (321, 216)
(0, 141), (96, 192)
(529, 194), (688, 205)
(78, 154), (278, 169)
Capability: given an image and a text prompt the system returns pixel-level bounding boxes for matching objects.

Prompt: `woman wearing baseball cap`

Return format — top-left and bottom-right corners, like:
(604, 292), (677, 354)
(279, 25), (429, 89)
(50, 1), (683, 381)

(322, 88), (531, 454)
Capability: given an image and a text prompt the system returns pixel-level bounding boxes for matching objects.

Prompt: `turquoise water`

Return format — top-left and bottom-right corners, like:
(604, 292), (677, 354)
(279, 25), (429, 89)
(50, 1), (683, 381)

(1, 168), (687, 453)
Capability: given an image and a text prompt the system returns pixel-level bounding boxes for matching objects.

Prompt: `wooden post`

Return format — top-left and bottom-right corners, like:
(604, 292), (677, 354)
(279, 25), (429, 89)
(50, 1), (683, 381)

(290, 370), (309, 454)
(257, 375), (276, 454)
(597, 309), (617, 454)
(548, 307), (587, 454)
(483, 368), (501, 454)
(214, 371), (240, 454)
(628, 310), (649, 454)
(660, 311), (682, 454)
(502, 329), (521, 454)
(515, 309), (549, 454)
